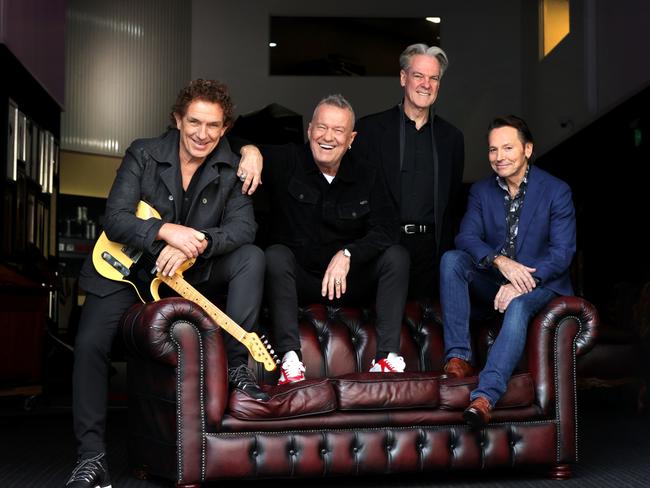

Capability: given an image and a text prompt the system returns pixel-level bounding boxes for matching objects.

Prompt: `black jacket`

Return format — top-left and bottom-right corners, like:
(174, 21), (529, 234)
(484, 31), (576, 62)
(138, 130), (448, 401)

(353, 105), (464, 257)
(261, 143), (399, 273)
(79, 129), (256, 297)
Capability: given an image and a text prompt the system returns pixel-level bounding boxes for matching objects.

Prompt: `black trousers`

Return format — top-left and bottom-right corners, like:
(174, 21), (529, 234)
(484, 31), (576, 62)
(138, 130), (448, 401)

(72, 244), (264, 457)
(264, 244), (409, 356)
(399, 232), (438, 301)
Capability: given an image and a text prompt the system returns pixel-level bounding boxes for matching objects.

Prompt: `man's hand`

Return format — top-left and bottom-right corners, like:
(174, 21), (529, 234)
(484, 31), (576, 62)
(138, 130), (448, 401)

(494, 255), (537, 293)
(156, 244), (193, 277)
(156, 223), (208, 259)
(237, 145), (263, 195)
(321, 250), (351, 300)
(493, 283), (522, 313)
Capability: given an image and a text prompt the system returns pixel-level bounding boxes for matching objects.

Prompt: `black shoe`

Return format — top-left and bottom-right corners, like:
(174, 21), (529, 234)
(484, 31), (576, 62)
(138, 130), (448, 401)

(65, 452), (112, 487)
(228, 364), (270, 401)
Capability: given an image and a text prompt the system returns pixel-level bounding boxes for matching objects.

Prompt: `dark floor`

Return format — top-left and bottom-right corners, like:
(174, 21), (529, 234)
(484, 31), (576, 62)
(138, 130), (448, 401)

(0, 385), (648, 488)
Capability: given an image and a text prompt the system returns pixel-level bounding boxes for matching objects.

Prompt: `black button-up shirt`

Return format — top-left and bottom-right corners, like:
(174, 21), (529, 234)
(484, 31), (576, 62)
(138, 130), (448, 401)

(401, 115), (435, 225)
(261, 143), (399, 273)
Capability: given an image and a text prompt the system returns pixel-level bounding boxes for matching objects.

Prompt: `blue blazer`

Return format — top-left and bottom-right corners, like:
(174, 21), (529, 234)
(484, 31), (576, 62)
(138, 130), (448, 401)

(455, 165), (576, 296)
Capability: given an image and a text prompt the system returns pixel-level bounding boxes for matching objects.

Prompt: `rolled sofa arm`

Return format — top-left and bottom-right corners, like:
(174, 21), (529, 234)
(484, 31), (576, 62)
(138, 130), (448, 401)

(121, 297), (229, 483)
(121, 296), (229, 422)
(525, 295), (599, 464)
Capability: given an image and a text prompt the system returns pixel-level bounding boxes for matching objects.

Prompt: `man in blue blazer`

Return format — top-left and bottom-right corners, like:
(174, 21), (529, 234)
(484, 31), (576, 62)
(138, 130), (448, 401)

(440, 115), (576, 428)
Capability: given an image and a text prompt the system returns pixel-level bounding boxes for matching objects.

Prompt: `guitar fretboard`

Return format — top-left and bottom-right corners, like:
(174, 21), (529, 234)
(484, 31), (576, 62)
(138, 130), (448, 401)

(162, 273), (247, 342)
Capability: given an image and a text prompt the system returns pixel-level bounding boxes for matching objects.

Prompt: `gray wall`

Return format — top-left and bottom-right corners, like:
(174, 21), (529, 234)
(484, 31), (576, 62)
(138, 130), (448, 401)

(61, 0), (191, 156)
(191, 0), (524, 182)
(57, 0), (650, 177)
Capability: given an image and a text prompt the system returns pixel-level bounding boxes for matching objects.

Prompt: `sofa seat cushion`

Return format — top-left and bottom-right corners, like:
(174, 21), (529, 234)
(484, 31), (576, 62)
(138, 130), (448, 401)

(334, 372), (441, 411)
(220, 404), (544, 432)
(439, 372), (535, 410)
(228, 378), (336, 421)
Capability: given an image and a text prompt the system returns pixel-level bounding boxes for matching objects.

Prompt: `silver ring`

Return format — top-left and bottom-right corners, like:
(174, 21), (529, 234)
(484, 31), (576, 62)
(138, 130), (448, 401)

(334, 279), (341, 286)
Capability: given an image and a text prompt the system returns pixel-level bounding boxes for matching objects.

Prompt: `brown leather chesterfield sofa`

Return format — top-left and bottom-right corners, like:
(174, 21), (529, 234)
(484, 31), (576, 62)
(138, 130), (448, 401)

(121, 295), (598, 487)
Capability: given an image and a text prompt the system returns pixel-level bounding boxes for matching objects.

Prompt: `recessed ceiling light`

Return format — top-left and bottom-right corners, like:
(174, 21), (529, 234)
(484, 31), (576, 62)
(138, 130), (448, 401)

(269, 42), (277, 47)
(426, 17), (441, 24)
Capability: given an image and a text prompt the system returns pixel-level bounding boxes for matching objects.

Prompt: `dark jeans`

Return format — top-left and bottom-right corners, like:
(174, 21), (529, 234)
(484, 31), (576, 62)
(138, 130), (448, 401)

(72, 244), (264, 457)
(264, 244), (409, 356)
(440, 250), (557, 406)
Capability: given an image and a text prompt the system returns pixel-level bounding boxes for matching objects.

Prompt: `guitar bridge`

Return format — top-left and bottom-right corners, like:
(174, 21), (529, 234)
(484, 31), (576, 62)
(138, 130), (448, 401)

(101, 251), (131, 277)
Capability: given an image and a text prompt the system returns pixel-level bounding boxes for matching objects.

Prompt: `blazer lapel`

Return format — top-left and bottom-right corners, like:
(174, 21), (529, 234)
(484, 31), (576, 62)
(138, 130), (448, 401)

(430, 110), (445, 246)
(381, 106), (402, 205)
(515, 166), (543, 254)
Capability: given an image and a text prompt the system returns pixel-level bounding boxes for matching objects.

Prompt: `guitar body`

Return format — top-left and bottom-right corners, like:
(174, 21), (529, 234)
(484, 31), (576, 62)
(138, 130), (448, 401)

(92, 201), (163, 301)
(92, 201), (278, 371)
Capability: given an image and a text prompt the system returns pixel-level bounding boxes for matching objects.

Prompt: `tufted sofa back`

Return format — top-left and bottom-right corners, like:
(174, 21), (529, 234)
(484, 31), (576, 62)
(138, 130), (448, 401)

(255, 301), (448, 385)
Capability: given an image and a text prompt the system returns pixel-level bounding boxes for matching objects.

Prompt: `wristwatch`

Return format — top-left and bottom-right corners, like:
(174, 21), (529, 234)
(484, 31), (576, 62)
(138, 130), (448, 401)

(200, 230), (213, 253)
(342, 248), (351, 258)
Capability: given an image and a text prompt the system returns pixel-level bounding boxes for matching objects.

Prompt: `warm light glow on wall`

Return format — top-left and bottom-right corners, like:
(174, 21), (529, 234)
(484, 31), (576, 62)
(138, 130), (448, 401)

(540, 0), (570, 58)
(60, 150), (121, 197)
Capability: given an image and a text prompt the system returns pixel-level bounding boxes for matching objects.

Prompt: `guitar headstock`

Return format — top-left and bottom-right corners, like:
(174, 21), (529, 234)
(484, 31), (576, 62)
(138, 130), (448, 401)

(244, 332), (279, 372)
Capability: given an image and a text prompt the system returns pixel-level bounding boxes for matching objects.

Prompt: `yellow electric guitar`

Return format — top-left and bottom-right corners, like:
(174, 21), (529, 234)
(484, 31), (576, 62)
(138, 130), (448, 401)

(92, 201), (278, 371)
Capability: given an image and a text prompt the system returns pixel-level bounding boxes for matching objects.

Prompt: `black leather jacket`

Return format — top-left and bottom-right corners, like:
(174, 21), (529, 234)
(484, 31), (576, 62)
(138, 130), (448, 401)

(79, 129), (256, 297)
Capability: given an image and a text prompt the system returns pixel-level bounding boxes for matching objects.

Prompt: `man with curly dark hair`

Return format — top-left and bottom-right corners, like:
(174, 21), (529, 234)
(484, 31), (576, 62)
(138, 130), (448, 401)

(170, 78), (235, 128)
(65, 79), (267, 488)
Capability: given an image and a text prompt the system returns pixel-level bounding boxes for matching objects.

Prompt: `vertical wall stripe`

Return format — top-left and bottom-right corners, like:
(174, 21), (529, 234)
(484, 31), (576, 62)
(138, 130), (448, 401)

(62, 0), (191, 156)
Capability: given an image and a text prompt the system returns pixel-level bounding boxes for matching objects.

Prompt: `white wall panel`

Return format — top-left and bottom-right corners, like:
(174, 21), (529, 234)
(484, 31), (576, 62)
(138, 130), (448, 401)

(62, 0), (190, 156)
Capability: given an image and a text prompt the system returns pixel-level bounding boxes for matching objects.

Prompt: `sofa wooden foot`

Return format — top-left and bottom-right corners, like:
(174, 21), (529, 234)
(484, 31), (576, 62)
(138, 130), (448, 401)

(549, 464), (571, 479)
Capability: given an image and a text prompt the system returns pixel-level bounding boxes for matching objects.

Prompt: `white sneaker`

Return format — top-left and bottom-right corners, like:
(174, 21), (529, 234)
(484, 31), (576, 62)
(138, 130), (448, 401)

(369, 352), (405, 373)
(277, 351), (306, 385)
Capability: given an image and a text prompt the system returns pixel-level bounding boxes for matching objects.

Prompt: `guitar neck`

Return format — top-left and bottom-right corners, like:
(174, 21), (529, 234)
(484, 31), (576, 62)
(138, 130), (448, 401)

(161, 273), (248, 343)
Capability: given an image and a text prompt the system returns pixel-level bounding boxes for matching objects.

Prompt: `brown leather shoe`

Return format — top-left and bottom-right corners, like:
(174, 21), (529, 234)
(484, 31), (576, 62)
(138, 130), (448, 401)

(463, 397), (492, 428)
(443, 358), (475, 378)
